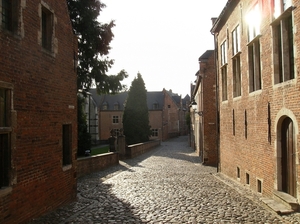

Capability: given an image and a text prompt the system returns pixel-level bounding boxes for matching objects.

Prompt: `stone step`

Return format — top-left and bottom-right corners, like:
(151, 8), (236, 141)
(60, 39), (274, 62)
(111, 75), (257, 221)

(261, 198), (294, 215)
(273, 190), (300, 212)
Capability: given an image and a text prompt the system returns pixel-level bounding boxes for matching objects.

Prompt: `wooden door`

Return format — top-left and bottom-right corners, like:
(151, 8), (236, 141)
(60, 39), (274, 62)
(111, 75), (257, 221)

(281, 117), (296, 197)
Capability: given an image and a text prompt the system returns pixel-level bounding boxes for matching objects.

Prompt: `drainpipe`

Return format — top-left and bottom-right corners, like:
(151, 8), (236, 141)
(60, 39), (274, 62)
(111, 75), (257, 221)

(212, 28), (220, 172)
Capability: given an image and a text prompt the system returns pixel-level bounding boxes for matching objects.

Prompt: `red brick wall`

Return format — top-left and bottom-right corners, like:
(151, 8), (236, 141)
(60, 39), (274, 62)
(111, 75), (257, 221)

(77, 153), (119, 178)
(162, 90), (180, 140)
(202, 53), (218, 166)
(0, 1), (77, 223)
(215, 0), (300, 199)
(126, 139), (161, 158)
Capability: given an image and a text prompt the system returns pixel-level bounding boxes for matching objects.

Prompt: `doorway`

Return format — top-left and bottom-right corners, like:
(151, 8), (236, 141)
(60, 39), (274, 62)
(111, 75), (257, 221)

(280, 117), (296, 197)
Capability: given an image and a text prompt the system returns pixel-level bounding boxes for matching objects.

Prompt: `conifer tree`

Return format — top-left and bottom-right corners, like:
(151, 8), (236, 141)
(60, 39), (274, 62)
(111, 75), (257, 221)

(123, 73), (151, 145)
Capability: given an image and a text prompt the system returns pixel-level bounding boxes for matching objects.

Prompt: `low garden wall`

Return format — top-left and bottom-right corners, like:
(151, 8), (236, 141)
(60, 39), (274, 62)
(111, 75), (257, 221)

(77, 152), (119, 178)
(77, 139), (161, 177)
(126, 139), (161, 159)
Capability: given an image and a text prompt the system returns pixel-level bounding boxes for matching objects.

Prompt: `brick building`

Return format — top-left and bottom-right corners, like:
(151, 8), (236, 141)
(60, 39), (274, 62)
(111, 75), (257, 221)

(211, 0), (300, 211)
(0, 1), (77, 223)
(191, 50), (218, 166)
(90, 89), (189, 143)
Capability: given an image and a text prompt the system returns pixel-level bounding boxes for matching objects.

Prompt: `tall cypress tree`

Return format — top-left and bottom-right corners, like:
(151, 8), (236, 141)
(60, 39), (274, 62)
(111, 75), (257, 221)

(123, 73), (151, 145)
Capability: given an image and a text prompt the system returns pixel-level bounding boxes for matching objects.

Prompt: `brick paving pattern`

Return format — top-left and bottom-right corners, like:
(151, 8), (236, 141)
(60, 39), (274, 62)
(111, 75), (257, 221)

(29, 136), (300, 223)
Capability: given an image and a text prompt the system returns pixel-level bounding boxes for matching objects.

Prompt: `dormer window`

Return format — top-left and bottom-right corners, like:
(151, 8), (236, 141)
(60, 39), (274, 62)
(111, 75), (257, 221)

(114, 102), (119, 110)
(102, 102), (108, 110)
(153, 102), (159, 110)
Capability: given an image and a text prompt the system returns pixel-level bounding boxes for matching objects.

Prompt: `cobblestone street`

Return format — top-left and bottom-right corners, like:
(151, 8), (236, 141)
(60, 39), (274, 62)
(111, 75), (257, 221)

(29, 136), (300, 223)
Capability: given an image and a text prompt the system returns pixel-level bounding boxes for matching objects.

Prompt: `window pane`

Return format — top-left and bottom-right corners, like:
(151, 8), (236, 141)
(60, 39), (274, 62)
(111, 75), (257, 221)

(1, 0), (12, 30)
(0, 134), (10, 188)
(41, 7), (53, 50)
(62, 125), (72, 165)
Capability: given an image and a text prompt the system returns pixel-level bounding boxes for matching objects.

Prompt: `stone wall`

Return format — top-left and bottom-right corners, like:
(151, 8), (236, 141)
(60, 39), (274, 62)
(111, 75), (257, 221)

(126, 140), (161, 159)
(77, 153), (119, 178)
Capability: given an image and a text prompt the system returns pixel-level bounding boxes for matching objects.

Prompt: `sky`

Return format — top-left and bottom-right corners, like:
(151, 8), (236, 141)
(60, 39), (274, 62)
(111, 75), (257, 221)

(99, 0), (228, 97)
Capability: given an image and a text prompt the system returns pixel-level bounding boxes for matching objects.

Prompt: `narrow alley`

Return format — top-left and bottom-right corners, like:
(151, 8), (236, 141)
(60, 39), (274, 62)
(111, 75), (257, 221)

(29, 136), (299, 223)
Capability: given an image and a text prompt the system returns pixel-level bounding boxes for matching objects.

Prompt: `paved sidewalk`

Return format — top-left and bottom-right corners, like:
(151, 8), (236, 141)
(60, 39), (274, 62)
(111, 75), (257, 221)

(29, 136), (300, 223)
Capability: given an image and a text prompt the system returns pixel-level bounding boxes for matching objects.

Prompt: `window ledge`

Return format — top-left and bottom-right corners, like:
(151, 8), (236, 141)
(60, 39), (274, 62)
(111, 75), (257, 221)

(42, 48), (56, 58)
(249, 89), (262, 97)
(270, 6), (295, 26)
(0, 127), (12, 133)
(232, 51), (242, 59)
(273, 79), (296, 89)
(220, 63), (228, 69)
(233, 96), (242, 101)
(62, 164), (72, 171)
(0, 187), (12, 197)
(247, 34), (262, 46)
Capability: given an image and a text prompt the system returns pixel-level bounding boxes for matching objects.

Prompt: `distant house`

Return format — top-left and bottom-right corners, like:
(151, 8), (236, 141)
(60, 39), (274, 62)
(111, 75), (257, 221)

(89, 89), (189, 143)
(0, 1), (77, 223)
(191, 50), (217, 166)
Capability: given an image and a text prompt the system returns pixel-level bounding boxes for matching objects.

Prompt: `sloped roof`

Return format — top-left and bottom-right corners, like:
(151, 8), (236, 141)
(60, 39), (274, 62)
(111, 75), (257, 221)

(146, 91), (164, 110)
(89, 89), (164, 111)
(199, 50), (214, 61)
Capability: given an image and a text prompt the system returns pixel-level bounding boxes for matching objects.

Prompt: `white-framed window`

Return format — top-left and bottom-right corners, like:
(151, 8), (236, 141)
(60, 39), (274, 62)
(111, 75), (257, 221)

(274, 0), (292, 18)
(221, 40), (227, 65)
(112, 115), (119, 124)
(272, 12), (294, 84)
(232, 25), (241, 56)
(220, 40), (228, 101)
(247, 3), (262, 92)
(151, 129), (158, 137)
(247, 3), (261, 41)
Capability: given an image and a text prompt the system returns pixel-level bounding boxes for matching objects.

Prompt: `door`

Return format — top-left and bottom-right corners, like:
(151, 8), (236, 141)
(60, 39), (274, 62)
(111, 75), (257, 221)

(281, 117), (296, 197)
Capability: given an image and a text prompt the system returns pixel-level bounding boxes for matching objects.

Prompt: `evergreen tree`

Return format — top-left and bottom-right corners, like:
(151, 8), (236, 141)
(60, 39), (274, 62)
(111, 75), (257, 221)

(77, 95), (91, 156)
(67, 0), (128, 94)
(123, 73), (151, 145)
(67, 0), (128, 153)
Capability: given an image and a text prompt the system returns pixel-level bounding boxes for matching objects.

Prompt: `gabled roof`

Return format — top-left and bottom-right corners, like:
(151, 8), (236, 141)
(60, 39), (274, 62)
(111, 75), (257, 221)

(210, 0), (239, 33)
(198, 50), (214, 62)
(89, 89), (164, 111)
(146, 91), (164, 110)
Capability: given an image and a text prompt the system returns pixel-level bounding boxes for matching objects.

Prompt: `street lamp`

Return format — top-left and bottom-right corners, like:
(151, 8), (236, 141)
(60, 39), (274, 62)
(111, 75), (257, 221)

(191, 100), (203, 116)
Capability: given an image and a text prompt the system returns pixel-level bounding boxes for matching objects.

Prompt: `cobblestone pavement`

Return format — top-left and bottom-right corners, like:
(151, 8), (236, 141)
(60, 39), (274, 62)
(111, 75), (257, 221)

(29, 136), (300, 223)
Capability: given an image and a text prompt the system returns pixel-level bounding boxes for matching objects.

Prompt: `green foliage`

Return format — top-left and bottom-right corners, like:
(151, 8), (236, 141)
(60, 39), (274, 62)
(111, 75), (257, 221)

(123, 73), (151, 145)
(91, 146), (109, 156)
(67, 0), (128, 94)
(77, 95), (91, 156)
